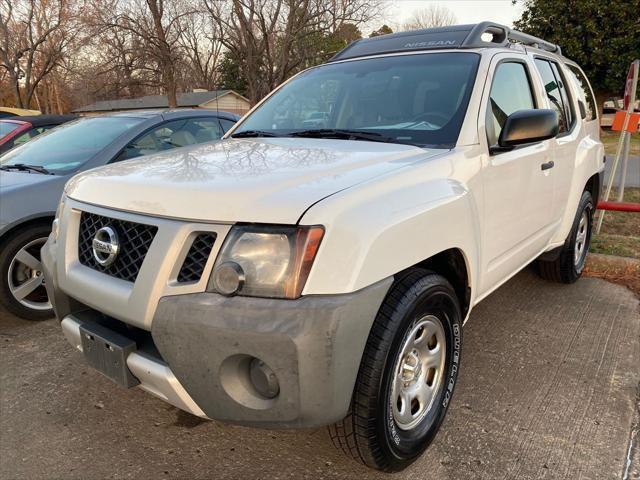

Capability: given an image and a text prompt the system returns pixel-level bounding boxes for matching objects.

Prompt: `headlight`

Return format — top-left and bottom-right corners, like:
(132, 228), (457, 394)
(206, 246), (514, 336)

(51, 195), (66, 241)
(209, 224), (324, 299)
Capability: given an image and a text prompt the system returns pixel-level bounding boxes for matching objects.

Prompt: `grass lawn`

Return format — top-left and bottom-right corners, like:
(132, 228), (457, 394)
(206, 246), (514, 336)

(600, 130), (640, 156)
(590, 187), (640, 259)
(584, 254), (640, 296)
(584, 132), (639, 294)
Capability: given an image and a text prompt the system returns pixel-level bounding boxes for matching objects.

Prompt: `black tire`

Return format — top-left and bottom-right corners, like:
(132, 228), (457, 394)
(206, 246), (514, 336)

(329, 269), (463, 472)
(537, 191), (594, 284)
(0, 223), (53, 320)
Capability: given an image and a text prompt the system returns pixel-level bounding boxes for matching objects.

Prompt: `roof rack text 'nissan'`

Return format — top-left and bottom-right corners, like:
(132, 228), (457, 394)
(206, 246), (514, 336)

(329, 21), (562, 62)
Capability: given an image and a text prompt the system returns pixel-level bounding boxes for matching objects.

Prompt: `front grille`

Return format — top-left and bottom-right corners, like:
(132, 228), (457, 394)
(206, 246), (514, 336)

(177, 233), (217, 283)
(78, 212), (158, 282)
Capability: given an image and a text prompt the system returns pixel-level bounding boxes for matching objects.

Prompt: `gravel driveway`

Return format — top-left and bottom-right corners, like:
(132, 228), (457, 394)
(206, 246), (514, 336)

(1, 269), (638, 479)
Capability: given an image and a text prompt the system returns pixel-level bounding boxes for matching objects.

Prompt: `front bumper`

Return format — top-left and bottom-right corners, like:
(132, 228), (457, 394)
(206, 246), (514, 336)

(43, 234), (392, 428)
(60, 313), (207, 417)
(152, 280), (391, 428)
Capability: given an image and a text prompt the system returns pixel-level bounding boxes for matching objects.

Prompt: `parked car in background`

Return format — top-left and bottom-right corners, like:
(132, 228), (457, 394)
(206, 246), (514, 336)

(600, 106), (617, 129)
(302, 111), (330, 127)
(0, 115), (77, 154)
(600, 105), (640, 129)
(0, 107), (41, 118)
(0, 109), (239, 320)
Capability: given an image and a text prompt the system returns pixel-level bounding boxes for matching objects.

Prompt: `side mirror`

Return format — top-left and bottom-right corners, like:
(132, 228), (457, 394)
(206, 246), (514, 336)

(496, 109), (559, 151)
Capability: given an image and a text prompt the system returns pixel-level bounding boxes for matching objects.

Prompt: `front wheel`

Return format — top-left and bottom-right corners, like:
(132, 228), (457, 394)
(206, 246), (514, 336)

(537, 190), (594, 284)
(329, 270), (463, 472)
(0, 223), (53, 320)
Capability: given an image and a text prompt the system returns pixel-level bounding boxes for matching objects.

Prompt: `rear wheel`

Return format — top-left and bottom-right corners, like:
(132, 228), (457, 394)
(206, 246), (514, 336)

(329, 270), (462, 472)
(537, 191), (593, 284)
(0, 224), (53, 320)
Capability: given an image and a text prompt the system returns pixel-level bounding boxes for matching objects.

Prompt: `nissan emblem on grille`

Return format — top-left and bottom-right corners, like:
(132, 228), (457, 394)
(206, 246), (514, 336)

(78, 212), (158, 282)
(92, 226), (120, 267)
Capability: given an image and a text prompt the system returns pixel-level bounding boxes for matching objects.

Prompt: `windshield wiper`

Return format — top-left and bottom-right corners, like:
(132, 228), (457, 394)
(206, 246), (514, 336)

(231, 130), (281, 138)
(0, 163), (53, 175)
(289, 129), (397, 144)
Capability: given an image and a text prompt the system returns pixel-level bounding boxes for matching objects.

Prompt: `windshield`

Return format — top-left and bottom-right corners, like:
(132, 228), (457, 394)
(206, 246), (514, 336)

(0, 122), (21, 141)
(0, 116), (145, 174)
(234, 52), (480, 148)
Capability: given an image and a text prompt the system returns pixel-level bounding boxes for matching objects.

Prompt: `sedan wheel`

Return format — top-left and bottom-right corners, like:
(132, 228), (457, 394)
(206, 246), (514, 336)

(0, 223), (54, 320)
(8, 237), (51, 311)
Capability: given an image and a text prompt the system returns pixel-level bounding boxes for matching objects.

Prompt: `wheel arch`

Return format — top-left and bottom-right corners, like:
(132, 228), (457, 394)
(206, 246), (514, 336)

(0, 215), (55, 246)
(584, 170), (602, 205)
(407, 248), (472, 319)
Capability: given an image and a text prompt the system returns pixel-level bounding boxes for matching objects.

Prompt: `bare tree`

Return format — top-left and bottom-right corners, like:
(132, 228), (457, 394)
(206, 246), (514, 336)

(402, 4), (456, 31)
(93, 0), (198, 107)
(0, 0), (79, 109)
(205, 0), (383, 105)
(96, 27), (151, 98)
(177, 11), (224, 91)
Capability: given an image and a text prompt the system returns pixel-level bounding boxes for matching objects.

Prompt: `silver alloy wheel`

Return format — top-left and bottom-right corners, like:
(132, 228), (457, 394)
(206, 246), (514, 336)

(7, 237), (51, 311)
(574, 210), (589, 268)
(391, 315), (446, 431)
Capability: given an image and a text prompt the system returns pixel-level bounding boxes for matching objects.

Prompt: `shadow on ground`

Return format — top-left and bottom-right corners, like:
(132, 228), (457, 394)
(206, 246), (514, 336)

(1, 270), (638, 479)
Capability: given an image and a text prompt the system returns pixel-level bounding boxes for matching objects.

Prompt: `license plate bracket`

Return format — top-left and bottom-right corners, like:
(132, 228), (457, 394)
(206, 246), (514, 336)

(80, 322), (140, 388)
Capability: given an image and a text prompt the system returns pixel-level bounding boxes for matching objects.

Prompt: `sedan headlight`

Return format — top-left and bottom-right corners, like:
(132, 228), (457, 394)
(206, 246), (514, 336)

(209, 224), (324, 299)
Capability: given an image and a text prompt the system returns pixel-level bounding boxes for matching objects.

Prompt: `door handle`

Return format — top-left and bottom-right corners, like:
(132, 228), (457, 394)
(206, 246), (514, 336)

(541, 160), (555, 171)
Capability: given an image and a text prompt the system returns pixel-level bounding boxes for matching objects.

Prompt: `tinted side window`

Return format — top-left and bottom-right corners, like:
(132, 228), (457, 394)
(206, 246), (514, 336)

(567, 65), (596, 121)
(189, 118), (224, 143)
(117, 118), (224, 162)
(35, 125), (57, 134)
(534, 59), (574, 133)
(12, 130), (37, 146)
(12, 125), (55, 147)
(486, 62), (535, 146)
(219, 118), (236, 133)
(550, 62), (574, 128)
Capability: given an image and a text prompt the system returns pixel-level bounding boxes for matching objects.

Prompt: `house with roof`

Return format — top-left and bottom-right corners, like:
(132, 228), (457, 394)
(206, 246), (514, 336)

(73, 90), (251, 116)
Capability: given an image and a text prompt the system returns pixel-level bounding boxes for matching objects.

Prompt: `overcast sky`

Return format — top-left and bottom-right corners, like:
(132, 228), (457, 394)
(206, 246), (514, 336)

(382, 1), (525, 30)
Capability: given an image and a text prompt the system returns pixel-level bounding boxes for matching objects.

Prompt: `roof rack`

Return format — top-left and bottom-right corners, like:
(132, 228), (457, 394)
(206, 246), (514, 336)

(329, 21), (562, 62)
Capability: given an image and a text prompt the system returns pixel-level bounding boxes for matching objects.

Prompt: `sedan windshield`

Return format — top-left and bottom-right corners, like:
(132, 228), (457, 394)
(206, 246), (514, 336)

(0, 116), (145, 174)
(233, 52), (480, 148)
(0, 121), (21, 141)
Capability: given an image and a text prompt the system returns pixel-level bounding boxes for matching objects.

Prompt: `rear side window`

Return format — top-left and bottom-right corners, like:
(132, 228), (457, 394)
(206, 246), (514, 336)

(0, 122), (20, 141)
(567, 65), (597, 121)
(534, 58), (574, 133)
(486, 62), (535, 146)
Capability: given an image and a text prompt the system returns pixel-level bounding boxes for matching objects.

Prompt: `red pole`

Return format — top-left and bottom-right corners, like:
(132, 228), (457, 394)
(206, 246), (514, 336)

(597, 201), (640, 212)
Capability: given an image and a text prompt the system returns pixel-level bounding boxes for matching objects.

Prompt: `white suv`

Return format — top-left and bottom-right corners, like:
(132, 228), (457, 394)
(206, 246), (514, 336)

(42, 22), (603, 472)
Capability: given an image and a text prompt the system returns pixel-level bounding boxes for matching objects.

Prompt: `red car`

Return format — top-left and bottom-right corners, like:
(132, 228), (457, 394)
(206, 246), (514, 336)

(0, 115), (77, 154)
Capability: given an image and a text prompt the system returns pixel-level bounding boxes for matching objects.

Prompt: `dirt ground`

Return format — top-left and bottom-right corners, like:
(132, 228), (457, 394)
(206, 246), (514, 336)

(1, 269), (639, 480)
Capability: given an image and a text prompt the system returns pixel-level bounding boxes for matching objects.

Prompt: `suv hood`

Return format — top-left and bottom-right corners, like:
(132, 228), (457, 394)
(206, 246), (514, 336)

(66, 137), (445, 224)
